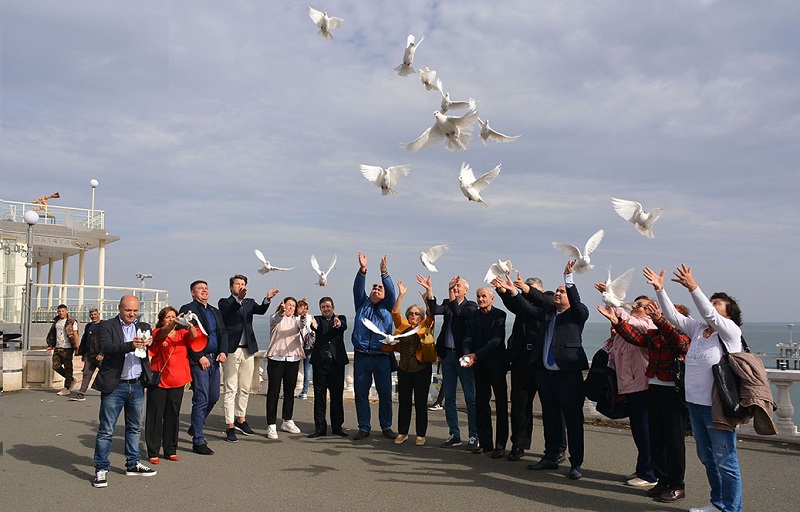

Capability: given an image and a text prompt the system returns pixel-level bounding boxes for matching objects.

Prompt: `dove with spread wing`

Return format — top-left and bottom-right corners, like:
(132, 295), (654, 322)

(403, 100), (478, 152)
(484, 259), (515, 283)
(600, 267), (636, 309)
(255, 249), (294, 274)
(308, 6), (343, 40)
(459, 162), (501, 207)
(311, 254), (337, 287)
(611, 197), (664, 239)
(478, 117), (521, 146)
(420, 244), (448, 272)
(395, 34), (424, 76)
(552, 229), (605, 274)
(438, 83), (475, 114)
(361, 318), (421, 345)
(359, 164), (410, 195)
(419, 67), (440, 91)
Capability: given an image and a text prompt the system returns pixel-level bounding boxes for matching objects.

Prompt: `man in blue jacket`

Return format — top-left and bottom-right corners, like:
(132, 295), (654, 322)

(351, 252), (397, 440)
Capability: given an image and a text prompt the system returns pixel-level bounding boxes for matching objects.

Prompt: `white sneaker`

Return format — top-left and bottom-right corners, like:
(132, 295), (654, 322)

(626, 477), (657, 488)
(92, 470), (108, 488)
(56, 388), (71, 396)
(280, 419), (301, 434)
(267, 424), (278, 439)
(689, 505), (719, 512)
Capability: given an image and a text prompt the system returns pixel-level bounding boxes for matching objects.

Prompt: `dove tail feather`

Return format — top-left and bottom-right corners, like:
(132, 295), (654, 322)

(382, 187), (396, 195)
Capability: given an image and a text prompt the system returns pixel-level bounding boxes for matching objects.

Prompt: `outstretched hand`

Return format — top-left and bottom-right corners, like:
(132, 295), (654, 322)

(594, 282), (607, 293)
(643, 267), (665, 291)
(596, 305), (619, 324)
(379, 255), (388, 273)
(358, 252), (367, 273)
(672, 264), (698, 291)
(397, 280), (408, 296)
(644, 302), (662, 321)
(492, 274), (515, 293)
(564, 259), (576, 275)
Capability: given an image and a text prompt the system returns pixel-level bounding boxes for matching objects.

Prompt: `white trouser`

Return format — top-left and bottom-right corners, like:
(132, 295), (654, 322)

(222, 347), (255, 424)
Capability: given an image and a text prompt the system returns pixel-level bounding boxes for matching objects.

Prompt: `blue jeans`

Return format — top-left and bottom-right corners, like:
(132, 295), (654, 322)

(93, 380), (144, 471)
(190, 362), (221, 445)
(353, 353), (392, 432)
(440, 350), (477, 439)
(301, 349), (312, 395)
(687, 402), (742, 512)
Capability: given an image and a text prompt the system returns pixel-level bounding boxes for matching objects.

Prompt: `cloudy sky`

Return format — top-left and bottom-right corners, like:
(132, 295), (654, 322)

(2, 0), (798, 323)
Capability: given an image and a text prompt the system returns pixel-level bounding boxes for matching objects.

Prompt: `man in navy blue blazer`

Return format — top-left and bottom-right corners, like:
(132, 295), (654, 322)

(218, 274), (278, 442)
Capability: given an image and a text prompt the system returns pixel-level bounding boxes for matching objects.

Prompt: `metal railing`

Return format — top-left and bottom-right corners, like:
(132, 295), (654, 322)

(0, 199), (105, 230)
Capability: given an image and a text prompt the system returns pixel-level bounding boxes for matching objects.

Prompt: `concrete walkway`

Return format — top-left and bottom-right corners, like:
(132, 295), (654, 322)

(0, 388), (797, 512)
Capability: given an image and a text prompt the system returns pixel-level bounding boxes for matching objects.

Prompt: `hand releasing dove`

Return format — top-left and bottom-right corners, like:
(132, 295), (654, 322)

(361, 318), (421, 345)
(459, 162), (501, 207)
(175, 311), (208, 336)
(134, 328), (151, 358)
(255, 249), (294, 274)
(477, 117), (521, 146)
(311, 253), (337, 286)
(611, 197), (664, 239)
(308, 6), (343, 40)
(438, 84), (474, 113)
(484, 259), (515, 283)
(420, 244), (449, 272)
(419, 67), (440, 91)
(394, 34), (424, 76)
(403, 100), (478, 152)
(600, 267), (636, 309)
(552, 229), (605, 274)
(359, 164), (410, 195)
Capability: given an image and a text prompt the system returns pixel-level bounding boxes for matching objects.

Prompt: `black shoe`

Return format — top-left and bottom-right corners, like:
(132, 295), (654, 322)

(353, 430), (370, 441)
(187, 426), (195, 437)
(307, 430), (326, 438)
(470, 447), (485, 454)
(382, 428), (398, 440)
(192, 443), (214, 455)
(569, 465), (583, 480)
(657, 488), (685, 503)
(233, 419), (255, 436)
(646, 481), (670, 498)
(491, 448), (505, 459)
(507, 446), (524, 461)
(225, 428), (238, 443)
(556, 451), (566, 463)
(332, 430), (349, 437)
(527, 458), (559, 470)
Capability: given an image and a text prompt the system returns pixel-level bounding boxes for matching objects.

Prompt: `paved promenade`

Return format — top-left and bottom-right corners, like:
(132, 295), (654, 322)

(1, 388), (797, 512)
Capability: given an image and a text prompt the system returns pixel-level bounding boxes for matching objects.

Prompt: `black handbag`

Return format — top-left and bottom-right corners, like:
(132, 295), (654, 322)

(712, 334), (751, 419)
(584, 348), (630, 420)
(140, 348), (172, 388)
(674, 356), (686, 403)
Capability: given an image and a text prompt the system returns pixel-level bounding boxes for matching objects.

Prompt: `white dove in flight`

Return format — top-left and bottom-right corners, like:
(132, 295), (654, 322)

(359, 164), (411, 195)
(552, 229), (605, 274)
(403, 100), (479, 152)
(420, 244), (449, 272)
(484, 259), (516, 283)
(601, 267), (636, 309)
(611, 197), (664, 239)
(254, 249), (294, 274)
(459, 162), (501, 207)
(361, 318), (421, 345)
(311, 253), (337, 287)
(477, 117), (521, 146)
(419, 67), (440, 91)
(394, 34), (424, 76)
(438, 83), (474, 113)
(308, 6), (343, 40)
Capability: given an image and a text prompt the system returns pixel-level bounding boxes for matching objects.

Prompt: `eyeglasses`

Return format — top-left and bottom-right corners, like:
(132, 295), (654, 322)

(633, 302), (650, 309)
(407, 312), (422, 317)
(372, 285), (384, 290)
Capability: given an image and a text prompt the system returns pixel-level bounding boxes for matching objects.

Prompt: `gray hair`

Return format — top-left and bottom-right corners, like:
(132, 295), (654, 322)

(476, 286), (494, 297)
(461, 278), (470, 291)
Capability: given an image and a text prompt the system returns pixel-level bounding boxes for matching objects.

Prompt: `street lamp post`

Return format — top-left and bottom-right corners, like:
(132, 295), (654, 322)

(22, 210), (40, 351)
(89, 179), (99, 228)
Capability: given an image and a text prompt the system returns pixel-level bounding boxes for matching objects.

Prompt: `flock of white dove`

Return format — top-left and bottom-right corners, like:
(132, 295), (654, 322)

(252, 7), (665, 313)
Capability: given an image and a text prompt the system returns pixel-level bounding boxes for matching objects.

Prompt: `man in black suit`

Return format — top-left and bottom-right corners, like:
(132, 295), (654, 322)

(307, 296), (349, 438)
(218, 274), (278, 442)
(463, 286), (508, 458)
(91, 295), (155, 488)
(180, 280), (228, 455)
(493, 260), (589, 480)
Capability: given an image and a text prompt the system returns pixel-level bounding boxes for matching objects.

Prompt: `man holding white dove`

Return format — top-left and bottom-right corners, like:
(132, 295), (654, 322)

(91, 295), (155, 488)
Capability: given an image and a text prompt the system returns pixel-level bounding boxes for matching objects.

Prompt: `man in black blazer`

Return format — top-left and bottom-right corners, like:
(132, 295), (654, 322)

(218, 274), (278, 442)
(463, 287), (508, 458)
(308, 296), (349, 438)
(91, 295), (155, 488)
(180, 280), (228, 455)
(493, 260), (589, 480)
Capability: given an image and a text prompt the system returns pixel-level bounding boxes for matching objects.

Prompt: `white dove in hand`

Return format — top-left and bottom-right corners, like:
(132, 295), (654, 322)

(181, 310), (208, 336)
(601, 267), (636, 308)
(552, 229), (605, 274)
(308, 6), (343, 40)
(394, 34), (424, 76)
(419, 67), (440, 91)
(459, 162), (501, 207)
(484, 259), (515, 283)
(255, 249), (294, 274)
(477, 117), (521, 146)
(403, 100), (478, 152)
(311, 253), (337, 286)
(360, 164), (410, 195)
(362, 318), (421, 345)
(134, 328), (151, 358)
(611, 197), (664, 239)
(420, 244), (449, 272)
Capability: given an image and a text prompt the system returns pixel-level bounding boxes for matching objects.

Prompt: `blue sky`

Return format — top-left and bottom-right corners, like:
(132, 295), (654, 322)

(2, 0), (798, 323)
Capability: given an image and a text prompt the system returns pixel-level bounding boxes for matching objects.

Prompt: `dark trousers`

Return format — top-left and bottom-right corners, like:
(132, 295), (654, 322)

(311, 362), (346, 433)
(397, 365), (432, 437)
(474, 365), (509, 451)
(509, 357), (534, 449)
(189, 361), (220, 446)
(266, 359), (300, 425)
(52, 348), (75, 388)
(649, 384), (687, 489)
(145, 386), (184, 458)
(627, 389), (656, 482)
(537, 369), (584, 467)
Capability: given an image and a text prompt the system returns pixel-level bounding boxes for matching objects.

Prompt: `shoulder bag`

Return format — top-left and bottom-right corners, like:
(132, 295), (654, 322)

(712, 334), (751, 419)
